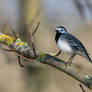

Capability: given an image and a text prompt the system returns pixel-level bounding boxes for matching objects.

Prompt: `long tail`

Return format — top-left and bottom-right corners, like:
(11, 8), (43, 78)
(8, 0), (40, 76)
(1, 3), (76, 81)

(87, 55), (92, 63)
(82, 53), (92, 63)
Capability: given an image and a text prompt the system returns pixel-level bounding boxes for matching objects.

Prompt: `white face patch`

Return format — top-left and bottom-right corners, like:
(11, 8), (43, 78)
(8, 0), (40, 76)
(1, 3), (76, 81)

(56, 27), (67, 33)
(56, 28), (62, 31)
(58, 39), (73, 55)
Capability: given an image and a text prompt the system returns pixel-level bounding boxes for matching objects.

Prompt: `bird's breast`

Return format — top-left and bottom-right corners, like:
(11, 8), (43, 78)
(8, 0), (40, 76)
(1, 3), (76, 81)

(58, 39), (73, 55)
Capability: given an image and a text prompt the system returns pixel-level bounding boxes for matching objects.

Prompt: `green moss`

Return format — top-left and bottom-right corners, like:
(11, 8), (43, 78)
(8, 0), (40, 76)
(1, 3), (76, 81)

(36, 54), (46, 62)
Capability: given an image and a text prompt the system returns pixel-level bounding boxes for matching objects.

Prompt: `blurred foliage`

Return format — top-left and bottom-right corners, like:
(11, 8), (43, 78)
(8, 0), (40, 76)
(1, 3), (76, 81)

(23, 0), (39, 26)
(20, 0), (40, 46)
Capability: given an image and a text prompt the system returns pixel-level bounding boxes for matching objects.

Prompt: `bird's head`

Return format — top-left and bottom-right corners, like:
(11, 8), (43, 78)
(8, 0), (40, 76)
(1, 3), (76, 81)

(55, 26), (67, 34)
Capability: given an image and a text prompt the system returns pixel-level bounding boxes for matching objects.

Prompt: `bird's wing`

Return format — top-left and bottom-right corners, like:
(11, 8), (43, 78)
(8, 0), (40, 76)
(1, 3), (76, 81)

(62, 33), (89, 55)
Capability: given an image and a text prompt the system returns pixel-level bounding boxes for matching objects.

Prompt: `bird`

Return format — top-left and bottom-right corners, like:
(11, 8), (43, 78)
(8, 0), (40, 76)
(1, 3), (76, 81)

(55, 26), (92, 64)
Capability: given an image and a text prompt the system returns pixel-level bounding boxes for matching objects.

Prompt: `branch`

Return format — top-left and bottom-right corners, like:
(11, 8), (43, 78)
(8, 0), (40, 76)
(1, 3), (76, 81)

(36, 54), (92, 90)
(0, 33), (92, 90)
(79, 84), (86, 92)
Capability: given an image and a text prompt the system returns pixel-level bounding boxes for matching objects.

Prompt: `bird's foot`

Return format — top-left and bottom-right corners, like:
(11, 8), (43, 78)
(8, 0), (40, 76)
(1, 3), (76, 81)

(55, 50), (61, 56)
(65, 61), (72, 67)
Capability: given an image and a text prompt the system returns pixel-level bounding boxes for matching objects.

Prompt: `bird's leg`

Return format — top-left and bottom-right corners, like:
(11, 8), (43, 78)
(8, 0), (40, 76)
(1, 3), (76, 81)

(66, 54), (76, 66)
(17, 56), (23, 68)
(55, 50), (61, 56)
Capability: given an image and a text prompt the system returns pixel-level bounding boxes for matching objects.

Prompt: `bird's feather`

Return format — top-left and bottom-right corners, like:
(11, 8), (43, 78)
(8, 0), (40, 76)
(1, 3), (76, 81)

(60, 33), (89, 55)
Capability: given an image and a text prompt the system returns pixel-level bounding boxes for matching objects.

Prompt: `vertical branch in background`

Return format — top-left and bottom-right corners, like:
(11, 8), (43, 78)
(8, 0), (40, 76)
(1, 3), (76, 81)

(73, 0), (92, 22)
(84, 0), (92, 16)
(73, 0), (85, 20)
(22, 0), (40, 45)
(23, 0), (39, 25)
(16, 0), (28, 42)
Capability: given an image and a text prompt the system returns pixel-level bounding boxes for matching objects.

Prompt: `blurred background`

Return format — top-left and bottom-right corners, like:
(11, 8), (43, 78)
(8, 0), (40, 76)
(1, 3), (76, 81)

(0, 0), (92, 92)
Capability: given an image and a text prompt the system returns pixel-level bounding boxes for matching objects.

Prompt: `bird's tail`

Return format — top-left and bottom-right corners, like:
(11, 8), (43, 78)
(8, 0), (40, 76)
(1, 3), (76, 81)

(82, 53), (92, 63)
(87, 55), (92, 63)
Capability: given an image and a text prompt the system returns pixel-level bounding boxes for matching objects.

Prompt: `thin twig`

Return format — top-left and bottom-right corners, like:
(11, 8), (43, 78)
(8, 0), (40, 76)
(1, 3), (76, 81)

(18, 56), (23, 68)
(8, 47), (34, 61)
(32, 43), (36, 57)
(32, 21), (39, 36)
(30, 32), (36, 57)
(27, 10), (40, 32)
(79, 84), (86, 92)
(30, 22), (40, 58)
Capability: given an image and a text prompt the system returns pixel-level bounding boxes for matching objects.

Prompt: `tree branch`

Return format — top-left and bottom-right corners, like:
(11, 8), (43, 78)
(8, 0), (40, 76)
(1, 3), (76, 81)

(36, 54), (92, 89)
(0, 33), (92, 90)
(79, 84), (86, 92)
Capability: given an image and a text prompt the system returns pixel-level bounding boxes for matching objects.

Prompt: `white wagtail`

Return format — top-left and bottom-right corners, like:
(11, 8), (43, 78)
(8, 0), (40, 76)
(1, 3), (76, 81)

(55, 26), (92, 64)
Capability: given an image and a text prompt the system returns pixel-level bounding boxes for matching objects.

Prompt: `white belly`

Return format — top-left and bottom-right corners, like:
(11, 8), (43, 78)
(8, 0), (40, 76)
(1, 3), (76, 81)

(58, 39), (73, 55)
